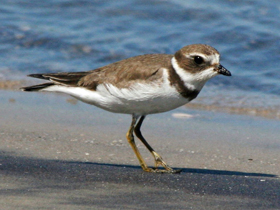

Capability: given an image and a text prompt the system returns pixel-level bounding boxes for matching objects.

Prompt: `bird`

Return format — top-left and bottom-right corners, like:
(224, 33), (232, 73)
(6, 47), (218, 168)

(21, 44), (231, 173)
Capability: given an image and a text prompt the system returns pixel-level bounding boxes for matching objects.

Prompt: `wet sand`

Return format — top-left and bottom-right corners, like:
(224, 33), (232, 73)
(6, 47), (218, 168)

(1, 90), (279, 209)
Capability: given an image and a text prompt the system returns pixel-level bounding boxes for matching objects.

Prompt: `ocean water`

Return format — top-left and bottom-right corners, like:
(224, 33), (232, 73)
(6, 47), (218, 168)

(1, 0), (280, 114)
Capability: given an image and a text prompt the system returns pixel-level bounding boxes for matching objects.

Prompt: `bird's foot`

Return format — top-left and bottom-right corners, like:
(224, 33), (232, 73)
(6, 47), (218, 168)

(144, 151), (182, 174)
(141, 166), (181, 174)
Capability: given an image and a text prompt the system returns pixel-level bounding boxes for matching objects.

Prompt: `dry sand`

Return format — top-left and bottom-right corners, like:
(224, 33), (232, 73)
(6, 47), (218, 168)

(0, 89), (279, 209)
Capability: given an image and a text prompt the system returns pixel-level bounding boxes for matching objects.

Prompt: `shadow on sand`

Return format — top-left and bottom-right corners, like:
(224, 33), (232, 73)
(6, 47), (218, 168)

(78, 161), (277, 177)
(0, 151), (279, 209)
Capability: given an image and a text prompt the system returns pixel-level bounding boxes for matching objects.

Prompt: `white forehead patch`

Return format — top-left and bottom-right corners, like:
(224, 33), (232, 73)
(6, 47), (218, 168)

(208, 53), (220, 65)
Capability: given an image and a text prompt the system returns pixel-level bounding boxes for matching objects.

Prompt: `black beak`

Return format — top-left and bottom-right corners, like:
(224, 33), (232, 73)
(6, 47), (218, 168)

(217, 64), (231, 76)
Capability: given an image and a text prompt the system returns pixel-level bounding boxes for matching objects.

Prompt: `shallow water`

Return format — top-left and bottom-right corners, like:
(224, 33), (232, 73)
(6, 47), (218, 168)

(1, 0), (280, 111)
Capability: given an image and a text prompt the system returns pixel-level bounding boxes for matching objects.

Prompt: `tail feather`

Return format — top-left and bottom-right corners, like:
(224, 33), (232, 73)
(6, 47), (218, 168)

(21, 72), (90, 91)
(28, 74), (48, 80)
(21, 83), (54, 92)
(27, 72), (89, 86)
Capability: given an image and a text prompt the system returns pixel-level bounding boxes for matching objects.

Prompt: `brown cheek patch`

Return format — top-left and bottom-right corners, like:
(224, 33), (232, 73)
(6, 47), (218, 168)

(174, 51), (204, 74)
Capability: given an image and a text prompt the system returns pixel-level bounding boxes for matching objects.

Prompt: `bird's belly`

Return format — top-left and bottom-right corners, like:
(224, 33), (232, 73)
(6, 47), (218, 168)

(100, 94), (190, 115)
(67, 83), (192, 115)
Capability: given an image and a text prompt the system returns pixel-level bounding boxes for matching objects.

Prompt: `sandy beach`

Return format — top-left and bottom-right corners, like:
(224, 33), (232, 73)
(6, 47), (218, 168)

(1, 88), (279, 209)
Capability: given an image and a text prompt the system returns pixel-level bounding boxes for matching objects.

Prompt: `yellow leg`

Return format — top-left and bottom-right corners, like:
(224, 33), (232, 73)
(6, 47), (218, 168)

(132, 115), (181, 173)
(126, 115), (153, 172)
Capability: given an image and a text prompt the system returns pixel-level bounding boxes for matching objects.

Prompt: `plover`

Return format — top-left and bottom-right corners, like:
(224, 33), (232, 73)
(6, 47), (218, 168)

(21, 44), (231, 173)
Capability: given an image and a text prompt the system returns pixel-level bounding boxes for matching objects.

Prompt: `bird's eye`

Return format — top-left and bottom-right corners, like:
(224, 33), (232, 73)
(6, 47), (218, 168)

(194, 56), (204, 65)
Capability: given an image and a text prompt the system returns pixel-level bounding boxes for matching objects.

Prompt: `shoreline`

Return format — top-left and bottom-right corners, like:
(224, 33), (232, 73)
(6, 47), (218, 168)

(2, 79), (280, 120)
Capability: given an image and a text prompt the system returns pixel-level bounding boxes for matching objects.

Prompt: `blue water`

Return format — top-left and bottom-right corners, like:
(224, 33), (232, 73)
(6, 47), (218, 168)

(1, 0), (280, 109)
